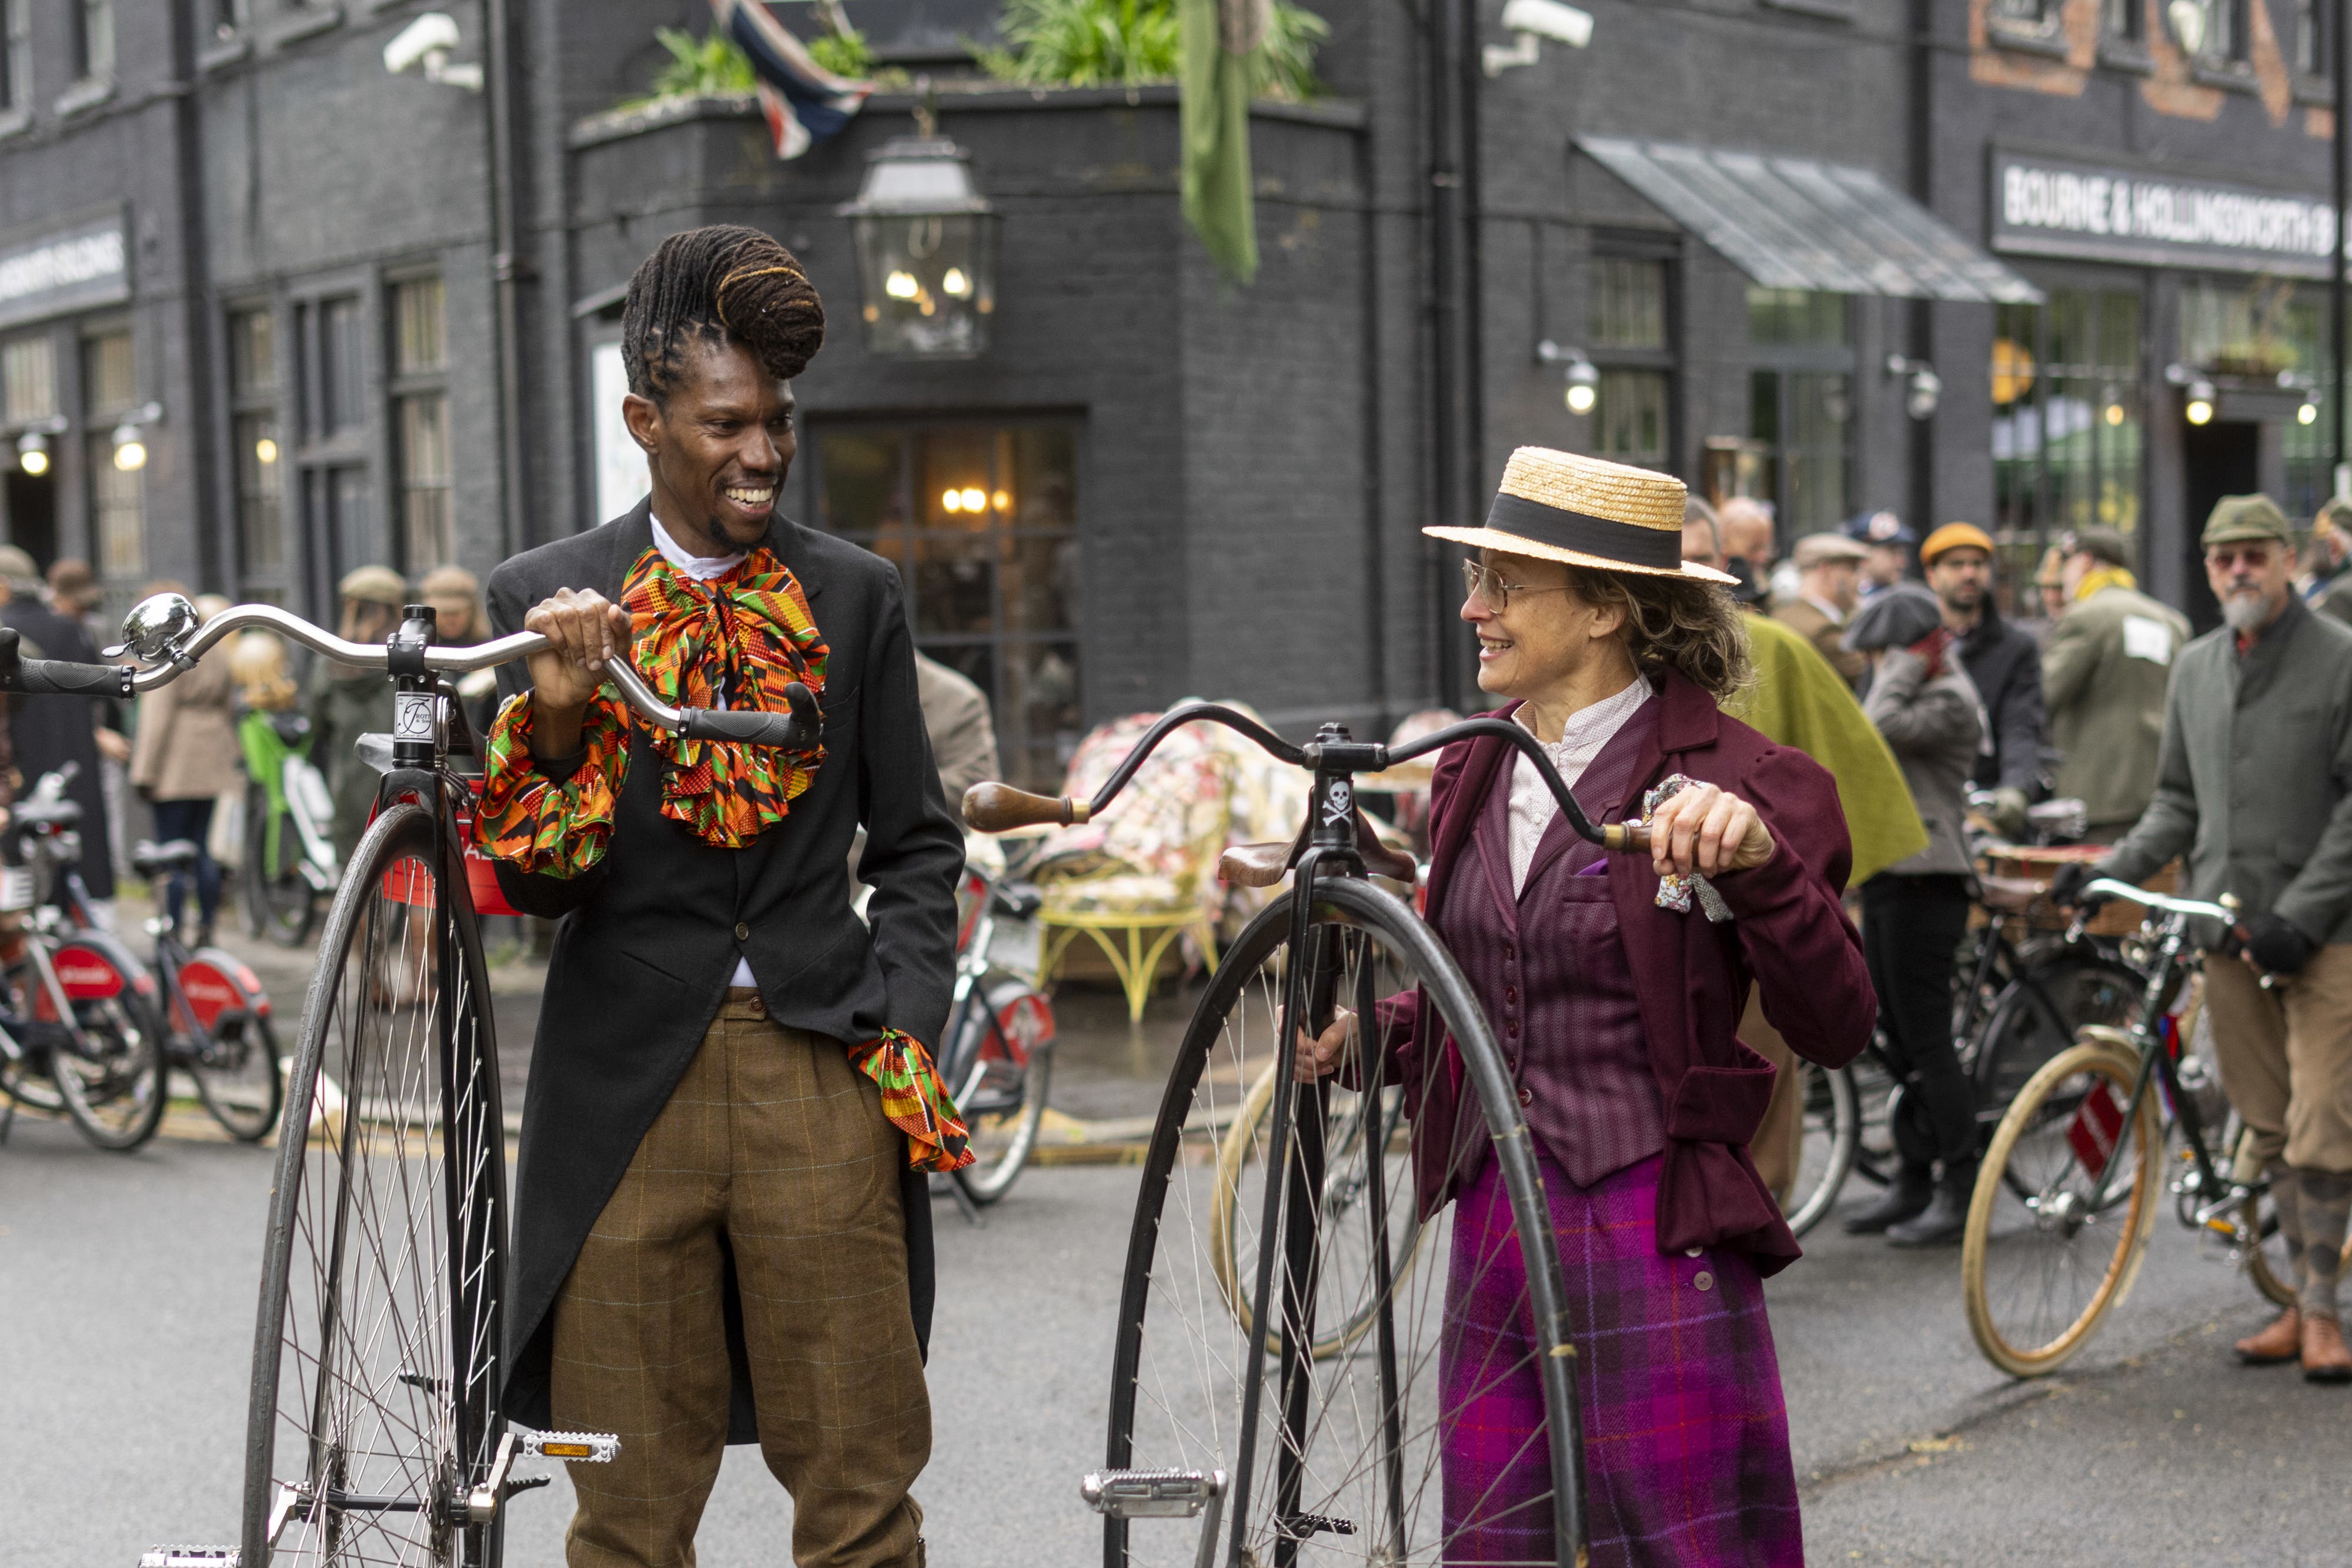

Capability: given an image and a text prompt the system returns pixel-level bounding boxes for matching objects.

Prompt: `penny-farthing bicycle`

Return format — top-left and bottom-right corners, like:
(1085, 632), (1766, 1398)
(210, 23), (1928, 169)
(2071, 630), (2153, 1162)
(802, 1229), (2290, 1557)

(965, 704), (1659, 1568)
(4, 590), (817, 1568)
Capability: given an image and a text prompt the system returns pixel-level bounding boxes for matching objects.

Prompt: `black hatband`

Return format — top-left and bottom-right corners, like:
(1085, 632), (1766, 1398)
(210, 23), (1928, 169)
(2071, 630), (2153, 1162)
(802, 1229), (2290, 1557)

(1483, 490), (1681, 570)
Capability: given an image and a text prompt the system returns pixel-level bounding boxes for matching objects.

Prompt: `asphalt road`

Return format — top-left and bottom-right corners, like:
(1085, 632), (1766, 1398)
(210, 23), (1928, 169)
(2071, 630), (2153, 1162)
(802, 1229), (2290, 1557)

(5, 1098), (2345, 1567)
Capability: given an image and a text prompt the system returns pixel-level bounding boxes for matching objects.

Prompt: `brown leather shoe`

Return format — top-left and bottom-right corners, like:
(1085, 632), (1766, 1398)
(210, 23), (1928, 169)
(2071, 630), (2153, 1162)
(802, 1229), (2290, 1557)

(2302, 1315), (2352, 1383)
(2235, 1308), (2301, 1364)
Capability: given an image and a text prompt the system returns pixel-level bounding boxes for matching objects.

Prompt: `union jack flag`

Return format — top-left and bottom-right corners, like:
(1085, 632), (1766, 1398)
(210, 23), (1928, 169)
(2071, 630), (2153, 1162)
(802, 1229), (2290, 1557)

(709, 0), (871, 161)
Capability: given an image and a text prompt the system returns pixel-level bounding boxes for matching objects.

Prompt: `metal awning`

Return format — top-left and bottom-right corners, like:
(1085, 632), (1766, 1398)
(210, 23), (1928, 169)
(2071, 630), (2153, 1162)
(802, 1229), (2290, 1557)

(1578, 136), (2044, 306)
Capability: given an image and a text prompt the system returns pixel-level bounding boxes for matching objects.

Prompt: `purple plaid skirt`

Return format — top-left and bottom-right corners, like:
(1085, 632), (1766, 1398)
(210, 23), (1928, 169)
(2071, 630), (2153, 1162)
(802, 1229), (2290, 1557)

(1441, 1150), (1803, 1566)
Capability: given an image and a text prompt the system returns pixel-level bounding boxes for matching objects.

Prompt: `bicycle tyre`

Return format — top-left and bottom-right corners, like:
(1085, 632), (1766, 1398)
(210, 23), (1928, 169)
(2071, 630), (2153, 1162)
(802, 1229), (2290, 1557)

(242, 783), (319, 948)
(1962, 1041), (2162, 1378)
(1779, 1061), (1860, 1239)
(242, 801), (508, 1567)
(1210, 1058), (1428, 1359)
(191, 1006), (284, 1145)
(1973, 951), (2144, 1116)
(48, 935), (170, 1152)
(1104, 874), (1582, 1568)
(950, 990), (1052, 1206)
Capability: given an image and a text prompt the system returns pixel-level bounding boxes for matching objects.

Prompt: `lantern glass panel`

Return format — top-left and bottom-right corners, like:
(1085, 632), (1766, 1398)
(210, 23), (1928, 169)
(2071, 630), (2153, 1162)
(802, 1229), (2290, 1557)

(853, 211), (1000, 359)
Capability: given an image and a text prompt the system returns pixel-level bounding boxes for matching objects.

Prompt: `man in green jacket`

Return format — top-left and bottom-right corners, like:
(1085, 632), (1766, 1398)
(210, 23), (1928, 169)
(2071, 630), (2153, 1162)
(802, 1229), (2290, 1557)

(2042, 527), (2190, 842)
(2056, 494), (2352, 1382)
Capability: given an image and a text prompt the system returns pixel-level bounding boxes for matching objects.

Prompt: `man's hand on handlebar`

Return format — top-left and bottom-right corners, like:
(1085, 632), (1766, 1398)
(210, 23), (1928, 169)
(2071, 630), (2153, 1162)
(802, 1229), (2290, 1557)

(1645, 782), (1773, 880)
(1294, 1009), (1357, 1082)
(523, 589), (632, 759)
(2239, 911), (2316, 977)
(2046, 861), (2107, 910)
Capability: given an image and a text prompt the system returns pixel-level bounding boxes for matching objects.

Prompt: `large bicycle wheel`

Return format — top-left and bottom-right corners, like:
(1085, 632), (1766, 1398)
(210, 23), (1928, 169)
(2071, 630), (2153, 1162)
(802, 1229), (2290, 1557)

(1211, 1058), (1426, 1359)
(243, 782), (320, 948)
(46, 939), (170, 1152)
(243, 801), (508, 1566)
(949, 978), (1053, 1205)
(1105, 874), (1581, 1568)
(1962, 1041), (2162, 1377)
(1778, 1061), (1859, 1238)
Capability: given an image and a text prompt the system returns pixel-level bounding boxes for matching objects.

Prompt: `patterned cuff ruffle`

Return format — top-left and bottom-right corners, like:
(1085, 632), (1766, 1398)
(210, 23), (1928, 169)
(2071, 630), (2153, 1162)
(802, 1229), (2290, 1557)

(847, 1028), (974, 1173)
(471, 690), (629, 880)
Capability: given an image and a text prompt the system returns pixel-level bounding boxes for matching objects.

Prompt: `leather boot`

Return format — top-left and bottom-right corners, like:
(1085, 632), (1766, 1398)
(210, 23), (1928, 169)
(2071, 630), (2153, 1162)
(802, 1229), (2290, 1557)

(1843, 1161), (1933, 1235)
(1887, 1160), (1976, 1248)
(2303, 1315), (2352, 1384)
(2235, 1308), (2302, 1364)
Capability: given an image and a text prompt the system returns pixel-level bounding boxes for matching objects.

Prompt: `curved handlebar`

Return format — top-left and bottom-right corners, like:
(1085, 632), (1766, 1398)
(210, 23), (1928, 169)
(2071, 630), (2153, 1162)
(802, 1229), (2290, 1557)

(0, 602), (822, 755)
(2082, 877), (2233, 924)
(958, 701), (1652, 855)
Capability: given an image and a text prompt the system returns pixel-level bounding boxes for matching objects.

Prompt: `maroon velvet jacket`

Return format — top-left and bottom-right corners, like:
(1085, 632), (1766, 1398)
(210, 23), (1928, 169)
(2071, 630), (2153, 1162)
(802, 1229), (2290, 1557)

(1391, 670), (1875, 1276)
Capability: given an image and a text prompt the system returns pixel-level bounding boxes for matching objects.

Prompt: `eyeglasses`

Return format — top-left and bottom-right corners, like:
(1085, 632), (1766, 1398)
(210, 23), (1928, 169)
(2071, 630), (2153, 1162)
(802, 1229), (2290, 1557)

(2207, 544), (2275, 571)
(1461, 557), (1566, 614)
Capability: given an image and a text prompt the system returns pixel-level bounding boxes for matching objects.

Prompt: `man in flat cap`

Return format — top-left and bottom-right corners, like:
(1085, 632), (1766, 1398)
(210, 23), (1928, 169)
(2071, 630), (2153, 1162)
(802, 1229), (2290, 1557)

(1844, 509), (1913, 601)
(2303, 499), (2352, 628)
(1774, 532), (1870, 688)
(2041, 527), (2187, 842)
(2054, 493), (2352, 1382)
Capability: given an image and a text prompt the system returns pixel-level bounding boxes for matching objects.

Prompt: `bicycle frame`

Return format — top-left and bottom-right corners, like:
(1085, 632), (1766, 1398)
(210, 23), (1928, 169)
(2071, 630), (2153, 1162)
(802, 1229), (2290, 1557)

(2066, 884), (2239, 1226)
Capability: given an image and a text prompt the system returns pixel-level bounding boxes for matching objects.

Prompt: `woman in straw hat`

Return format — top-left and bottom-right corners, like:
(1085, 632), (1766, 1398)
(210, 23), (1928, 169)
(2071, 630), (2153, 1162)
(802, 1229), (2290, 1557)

(1299, 448), (1875, 1564)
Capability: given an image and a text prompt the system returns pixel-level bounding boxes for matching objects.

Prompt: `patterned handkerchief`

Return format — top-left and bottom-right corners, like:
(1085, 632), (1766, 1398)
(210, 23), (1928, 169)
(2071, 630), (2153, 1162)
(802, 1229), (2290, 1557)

(1641, 774), (1733, 923)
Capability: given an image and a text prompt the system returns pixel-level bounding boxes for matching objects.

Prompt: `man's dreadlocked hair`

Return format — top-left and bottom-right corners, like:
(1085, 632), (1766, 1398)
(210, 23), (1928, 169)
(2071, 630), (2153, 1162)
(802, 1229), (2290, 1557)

(620, 225), (825, 400)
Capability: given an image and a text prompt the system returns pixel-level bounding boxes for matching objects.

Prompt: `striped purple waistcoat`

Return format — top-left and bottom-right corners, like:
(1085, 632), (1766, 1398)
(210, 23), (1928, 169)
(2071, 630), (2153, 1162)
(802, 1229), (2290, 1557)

(1434, 697), (1666, 1189)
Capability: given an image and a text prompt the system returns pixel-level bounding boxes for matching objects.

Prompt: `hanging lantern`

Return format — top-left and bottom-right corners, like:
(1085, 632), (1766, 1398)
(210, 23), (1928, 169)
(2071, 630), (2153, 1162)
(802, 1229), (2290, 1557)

(840, 132), (1001, 360)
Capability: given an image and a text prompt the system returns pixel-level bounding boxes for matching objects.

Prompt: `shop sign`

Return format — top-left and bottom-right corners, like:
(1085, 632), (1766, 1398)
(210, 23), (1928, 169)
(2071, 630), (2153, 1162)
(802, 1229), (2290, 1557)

(1990, 152), (2339, 278)
(0, 214), (131, 329)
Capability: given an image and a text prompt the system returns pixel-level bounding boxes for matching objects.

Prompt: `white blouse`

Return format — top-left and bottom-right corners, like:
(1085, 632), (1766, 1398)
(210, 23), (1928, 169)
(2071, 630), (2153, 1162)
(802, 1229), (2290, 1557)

(1505, 677), (1653, 897)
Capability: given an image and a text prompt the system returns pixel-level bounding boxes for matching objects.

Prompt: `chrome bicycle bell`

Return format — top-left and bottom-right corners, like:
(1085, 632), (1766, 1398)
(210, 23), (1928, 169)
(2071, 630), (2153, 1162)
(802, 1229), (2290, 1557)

(107, 591), (199, 663)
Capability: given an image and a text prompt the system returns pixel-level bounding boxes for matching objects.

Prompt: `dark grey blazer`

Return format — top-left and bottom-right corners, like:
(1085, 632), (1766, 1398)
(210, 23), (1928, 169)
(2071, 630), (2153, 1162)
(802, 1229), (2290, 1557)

(484, 499), (964, 1440)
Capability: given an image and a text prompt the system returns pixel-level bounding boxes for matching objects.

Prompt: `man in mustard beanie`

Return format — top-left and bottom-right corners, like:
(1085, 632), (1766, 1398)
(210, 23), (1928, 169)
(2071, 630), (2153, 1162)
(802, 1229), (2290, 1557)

(1921, 521), (2045, 841)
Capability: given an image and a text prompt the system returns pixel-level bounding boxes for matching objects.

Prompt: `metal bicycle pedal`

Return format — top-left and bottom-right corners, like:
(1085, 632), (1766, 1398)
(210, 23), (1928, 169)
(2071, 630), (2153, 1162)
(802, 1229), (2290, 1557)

(519, 1429), (620, 1463)
(1083, 1468), (1227, 1568)
(138, 1550), (239, 1567)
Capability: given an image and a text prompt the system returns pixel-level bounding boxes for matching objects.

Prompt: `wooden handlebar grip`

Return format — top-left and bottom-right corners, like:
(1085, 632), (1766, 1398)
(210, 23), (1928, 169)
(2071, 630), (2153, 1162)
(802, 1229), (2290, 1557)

(1601, 822), (1652, 853)
(961, 781), (1093, 833)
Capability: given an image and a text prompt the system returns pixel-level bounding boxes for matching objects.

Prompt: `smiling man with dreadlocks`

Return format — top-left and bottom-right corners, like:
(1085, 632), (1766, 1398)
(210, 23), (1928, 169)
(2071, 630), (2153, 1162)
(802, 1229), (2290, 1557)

(475, 224), (964, 1568)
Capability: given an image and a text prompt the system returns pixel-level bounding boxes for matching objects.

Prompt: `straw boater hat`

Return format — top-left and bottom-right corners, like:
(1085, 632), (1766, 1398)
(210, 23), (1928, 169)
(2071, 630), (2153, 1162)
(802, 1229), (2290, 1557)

(1425, 447), (1739, 585)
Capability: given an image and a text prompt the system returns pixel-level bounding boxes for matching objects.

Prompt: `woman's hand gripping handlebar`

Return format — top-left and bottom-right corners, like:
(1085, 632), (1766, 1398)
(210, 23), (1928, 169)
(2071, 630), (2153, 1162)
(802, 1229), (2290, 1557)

(0, 591), (822, 755)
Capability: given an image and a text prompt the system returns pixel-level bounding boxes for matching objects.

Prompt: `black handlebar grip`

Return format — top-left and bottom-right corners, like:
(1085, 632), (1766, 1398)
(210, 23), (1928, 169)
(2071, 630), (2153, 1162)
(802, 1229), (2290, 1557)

(677, 681), (821, 750)
(6, 656), (132, 698)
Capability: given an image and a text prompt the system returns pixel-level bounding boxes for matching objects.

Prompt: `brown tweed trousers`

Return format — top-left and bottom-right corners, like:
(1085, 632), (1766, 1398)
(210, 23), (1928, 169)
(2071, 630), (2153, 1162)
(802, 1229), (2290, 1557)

(552, 992), (930, 1567)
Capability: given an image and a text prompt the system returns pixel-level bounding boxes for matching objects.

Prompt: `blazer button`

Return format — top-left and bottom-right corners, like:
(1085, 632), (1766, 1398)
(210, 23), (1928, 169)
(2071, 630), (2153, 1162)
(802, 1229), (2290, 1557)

(734, 922), (751, 941)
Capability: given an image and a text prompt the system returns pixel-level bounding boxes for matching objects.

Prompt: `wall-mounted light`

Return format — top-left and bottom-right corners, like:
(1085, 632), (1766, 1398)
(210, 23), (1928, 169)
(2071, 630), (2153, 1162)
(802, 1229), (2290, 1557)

(2185, 380), (2216, 426)
(1885, 354), (1942, 420)
(1483, 0), (1593, 75)
(1536, 340), (1599, 415)
(2301, 399), (2321, 426)
(108, 401), (162, 473)
(10, 414), (68, 477)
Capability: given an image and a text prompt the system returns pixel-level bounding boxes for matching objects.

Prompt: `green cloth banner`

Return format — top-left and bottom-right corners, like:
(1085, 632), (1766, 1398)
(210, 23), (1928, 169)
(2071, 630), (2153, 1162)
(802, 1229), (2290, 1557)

(1180, 0), (1262, 284)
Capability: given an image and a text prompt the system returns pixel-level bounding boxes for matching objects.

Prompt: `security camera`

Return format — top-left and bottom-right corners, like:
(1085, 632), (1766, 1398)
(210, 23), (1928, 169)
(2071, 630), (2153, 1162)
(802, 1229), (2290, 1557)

(1500, 0), (1593, 48)
(384, 12), (482, 89)
(1485, 0), (1591, 74)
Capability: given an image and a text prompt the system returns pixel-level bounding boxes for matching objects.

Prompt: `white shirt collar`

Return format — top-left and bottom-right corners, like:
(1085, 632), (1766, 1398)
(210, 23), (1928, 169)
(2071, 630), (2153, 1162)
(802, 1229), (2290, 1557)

(1802, 594), (1848, 626)
(650, 512), (747, 582)
(1508, 675), (1653, 754)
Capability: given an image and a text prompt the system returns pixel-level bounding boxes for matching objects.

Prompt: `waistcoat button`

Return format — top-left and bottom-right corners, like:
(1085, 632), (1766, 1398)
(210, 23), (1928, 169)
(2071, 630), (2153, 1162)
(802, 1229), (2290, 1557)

(734, 922), (751, 941)
(1517, 1085), (1533, 1107)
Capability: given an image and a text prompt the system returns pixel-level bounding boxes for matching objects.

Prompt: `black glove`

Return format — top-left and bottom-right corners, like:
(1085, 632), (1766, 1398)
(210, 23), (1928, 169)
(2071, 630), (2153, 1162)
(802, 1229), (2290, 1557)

(2241, 911), (2317, 976)
(2047, 861), (2107, 909)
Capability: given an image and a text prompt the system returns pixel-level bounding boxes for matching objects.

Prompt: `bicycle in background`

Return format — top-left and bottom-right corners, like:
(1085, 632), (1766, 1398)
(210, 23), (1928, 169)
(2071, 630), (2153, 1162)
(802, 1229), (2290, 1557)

(131, 837), (285, 1143)
(936, 843), (1056, 1209)
(0, 761), (171, 1152)
(1960, 878), (2295, 1376)
(237, 706), (337, 947)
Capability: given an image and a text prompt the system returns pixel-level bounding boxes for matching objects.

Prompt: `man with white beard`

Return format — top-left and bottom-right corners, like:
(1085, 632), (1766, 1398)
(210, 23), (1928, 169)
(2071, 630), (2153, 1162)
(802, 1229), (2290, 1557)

(2053, 493), (2352, 1383)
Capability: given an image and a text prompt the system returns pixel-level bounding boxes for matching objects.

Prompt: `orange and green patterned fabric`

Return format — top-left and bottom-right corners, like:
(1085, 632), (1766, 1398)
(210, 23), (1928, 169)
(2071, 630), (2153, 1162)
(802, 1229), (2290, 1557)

(471, 541), (974, 1172)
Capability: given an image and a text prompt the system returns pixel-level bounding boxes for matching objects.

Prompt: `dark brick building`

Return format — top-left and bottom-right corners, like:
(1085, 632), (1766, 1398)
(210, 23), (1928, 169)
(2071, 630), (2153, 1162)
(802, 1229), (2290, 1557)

(0, 0), (2340, 784)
